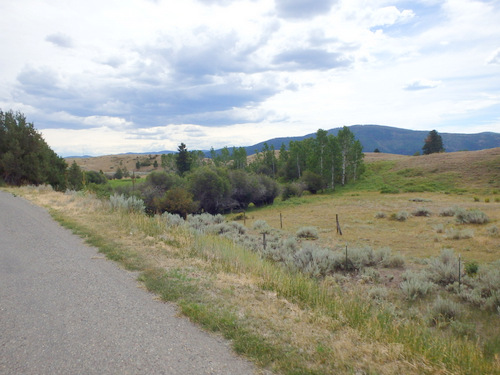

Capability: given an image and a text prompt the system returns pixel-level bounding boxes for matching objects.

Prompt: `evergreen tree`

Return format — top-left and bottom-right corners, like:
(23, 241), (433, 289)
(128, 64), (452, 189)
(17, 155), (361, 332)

(422, 130), (444, 154)
(67, 161), (84, 190)
(0, 109), (67, 189)
(176, 143), (191, 175)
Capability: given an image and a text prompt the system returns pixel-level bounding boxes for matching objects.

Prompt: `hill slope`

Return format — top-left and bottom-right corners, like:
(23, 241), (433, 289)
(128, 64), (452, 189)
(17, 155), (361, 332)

(243, 125), (500, 156)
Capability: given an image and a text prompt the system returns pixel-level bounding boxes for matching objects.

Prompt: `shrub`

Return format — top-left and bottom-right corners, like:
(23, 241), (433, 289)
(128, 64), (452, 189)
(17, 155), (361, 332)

(109, 194), (145, 213)
(296, 226), (319, 240)
(300, 171), (324, 194)
(380, 186), (399, 194)
(292, 244), (344, 277)
(412, 207), (432, 217)
(391, 211), (409, 222)
(253, 220), (271, 234)
(487, 225), (499, 237)
(368, 286), (389, 301)
(455, 208), (489, 224)
(434, 224), (444, 233)
(429, 297), (462, 325)
(162, 212), (185, 227)
(465, 261), (479, 276)
(427, 249), (459, 286)
(281, 182), (304, 201)
(374, 212), (386, 219)
(439, 206), (458, 217)
(400, 271), (434, 300)
(445, 228), (474, 240)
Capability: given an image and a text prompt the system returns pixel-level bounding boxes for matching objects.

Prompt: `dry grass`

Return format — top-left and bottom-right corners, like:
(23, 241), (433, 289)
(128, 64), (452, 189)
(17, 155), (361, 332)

(242, 191), (499, 263)
(11, 186), (489, 374)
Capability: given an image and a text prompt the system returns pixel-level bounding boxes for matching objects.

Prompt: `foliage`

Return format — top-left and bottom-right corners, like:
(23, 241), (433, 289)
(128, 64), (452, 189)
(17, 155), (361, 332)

(0, 109), (67, 190)
(67, 161), (84, 190)
(176, 143), (192, 176)
(422, 130), (444, 155)
(300, 170), (324, 194)
(160, 187), (197, 219)
(188, 166), (231, 214)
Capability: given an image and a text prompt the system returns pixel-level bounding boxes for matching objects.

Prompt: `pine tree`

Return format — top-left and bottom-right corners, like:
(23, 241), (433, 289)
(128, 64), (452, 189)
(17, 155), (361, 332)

(422, 130), (444, 155)
(176, 143), (191, 175)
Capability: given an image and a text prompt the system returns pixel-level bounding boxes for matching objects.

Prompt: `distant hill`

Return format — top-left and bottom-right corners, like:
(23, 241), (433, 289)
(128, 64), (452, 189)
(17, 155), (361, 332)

(240, 125), (500, 156)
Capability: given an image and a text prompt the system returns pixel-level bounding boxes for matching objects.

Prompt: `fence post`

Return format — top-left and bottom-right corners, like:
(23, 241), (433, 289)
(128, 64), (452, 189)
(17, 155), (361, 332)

(263, 232), (267, 250)
(336, 214), (343, 235)
(280, 213), (283, 229)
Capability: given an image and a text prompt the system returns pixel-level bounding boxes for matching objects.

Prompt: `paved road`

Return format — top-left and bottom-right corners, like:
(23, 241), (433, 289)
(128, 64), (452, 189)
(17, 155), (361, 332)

(0, 191), (256, 375)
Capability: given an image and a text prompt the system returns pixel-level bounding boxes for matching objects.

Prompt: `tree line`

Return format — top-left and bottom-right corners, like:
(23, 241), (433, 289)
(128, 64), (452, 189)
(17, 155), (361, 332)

(1, 110), (365, 216)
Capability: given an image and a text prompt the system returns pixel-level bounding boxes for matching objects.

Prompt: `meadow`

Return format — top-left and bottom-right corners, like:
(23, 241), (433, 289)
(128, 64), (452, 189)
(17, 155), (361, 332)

(8, 148), (500, 375)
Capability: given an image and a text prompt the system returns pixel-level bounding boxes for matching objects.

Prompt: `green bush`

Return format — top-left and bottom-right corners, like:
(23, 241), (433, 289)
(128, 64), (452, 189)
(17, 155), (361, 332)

(465, 261), (479, 276)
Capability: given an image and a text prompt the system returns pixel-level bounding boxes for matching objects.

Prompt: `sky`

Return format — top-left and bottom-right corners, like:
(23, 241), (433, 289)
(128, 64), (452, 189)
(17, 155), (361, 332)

(1, 0), (499, 157)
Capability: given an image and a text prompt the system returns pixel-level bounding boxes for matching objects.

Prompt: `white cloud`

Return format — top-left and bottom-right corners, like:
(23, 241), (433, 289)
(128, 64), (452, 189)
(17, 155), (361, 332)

(1, 0), (499, 156)
(487, 48), (500, 65)
(404, 79), (441, 91)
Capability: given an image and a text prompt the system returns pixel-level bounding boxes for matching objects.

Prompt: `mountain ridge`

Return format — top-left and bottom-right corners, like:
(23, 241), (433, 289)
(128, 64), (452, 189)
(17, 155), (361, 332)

(66, 125), (500, 158)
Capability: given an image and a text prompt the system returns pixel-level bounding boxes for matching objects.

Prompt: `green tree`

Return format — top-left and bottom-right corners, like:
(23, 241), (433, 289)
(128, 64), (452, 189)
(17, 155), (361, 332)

(422, 130), (444, 155)
(114, 167), (124, 180)
(160, 187), (197, 219)
(176, 143), (191, 175)
(337, 126), (356, 186)
(67, 161), (84, 190)
(188, 166), (231, 214)
(0, 109), (67, 189)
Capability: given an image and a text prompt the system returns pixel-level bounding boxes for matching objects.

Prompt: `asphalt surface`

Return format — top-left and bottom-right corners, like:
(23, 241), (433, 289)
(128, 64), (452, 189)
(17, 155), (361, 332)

(0, 190), (256, 375)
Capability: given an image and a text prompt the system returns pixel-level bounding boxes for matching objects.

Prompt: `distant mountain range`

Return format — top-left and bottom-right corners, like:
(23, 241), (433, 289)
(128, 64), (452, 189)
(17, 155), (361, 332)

(236, 125), (500, 156)
(67, 125), (500, 158)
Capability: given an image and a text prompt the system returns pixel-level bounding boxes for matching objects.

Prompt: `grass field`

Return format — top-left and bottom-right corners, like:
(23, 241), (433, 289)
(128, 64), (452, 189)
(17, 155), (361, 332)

(8, 148), (500, 375)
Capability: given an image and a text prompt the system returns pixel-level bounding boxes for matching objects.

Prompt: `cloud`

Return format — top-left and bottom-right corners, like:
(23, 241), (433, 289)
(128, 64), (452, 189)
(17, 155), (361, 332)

(404, 79), (441, 91)
(275, 0), (337, 19)
(45, 32), (74, 48)
(487, 47), (500, 65)
(273, 48), (352, 71)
